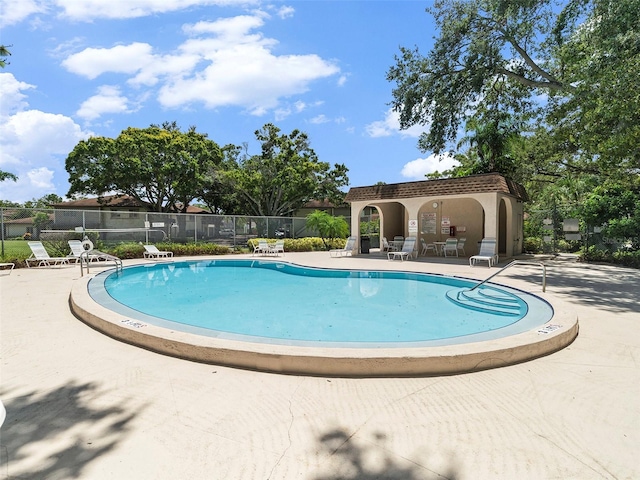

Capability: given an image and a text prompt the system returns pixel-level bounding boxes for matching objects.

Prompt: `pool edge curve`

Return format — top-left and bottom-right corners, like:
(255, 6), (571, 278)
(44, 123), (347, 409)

(69, 267), (578, 377)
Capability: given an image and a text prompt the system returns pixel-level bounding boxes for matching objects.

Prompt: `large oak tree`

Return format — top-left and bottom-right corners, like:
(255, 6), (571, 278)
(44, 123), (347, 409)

(223, 123), (349, 216)
(65, 122), (223, 212)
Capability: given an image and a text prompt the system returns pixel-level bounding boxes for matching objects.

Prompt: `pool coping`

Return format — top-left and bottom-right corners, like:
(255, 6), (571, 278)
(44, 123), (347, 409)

(69, 261), (579, 377)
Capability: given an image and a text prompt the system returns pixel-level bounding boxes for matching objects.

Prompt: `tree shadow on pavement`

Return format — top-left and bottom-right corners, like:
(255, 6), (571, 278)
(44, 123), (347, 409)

(0, 381), (141, 479)
(311, 428), (458, 480)
(503, 261), (640, 314)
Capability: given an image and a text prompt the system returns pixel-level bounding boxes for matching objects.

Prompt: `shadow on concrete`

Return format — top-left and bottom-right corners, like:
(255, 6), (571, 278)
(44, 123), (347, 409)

(0, 381), (140, 479)
(311, 428), (458, 480)
(504, 261), (640, 314)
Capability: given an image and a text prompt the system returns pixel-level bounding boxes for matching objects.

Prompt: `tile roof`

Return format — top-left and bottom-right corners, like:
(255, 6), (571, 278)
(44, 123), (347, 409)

(50, 195), (210, 213)
(344, 173), (528, 203)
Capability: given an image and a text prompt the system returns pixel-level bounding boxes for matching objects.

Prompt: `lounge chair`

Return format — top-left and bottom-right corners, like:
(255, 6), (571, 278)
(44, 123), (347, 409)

(252, 239), (270, 256)
(387, 237), (417, 261)
(420, 238), (437, 256)
(26, 241), (71, 268)
(68, 239), (110, 263)
(443, 238), (459, 257)
(469, 238), (499, 267)
(269, 239), (285, 256)
(330, 236), (357, 257)
(143, 245), (174, 259)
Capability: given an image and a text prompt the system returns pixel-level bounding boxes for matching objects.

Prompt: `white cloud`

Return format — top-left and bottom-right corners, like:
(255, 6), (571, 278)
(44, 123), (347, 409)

(309, 114), (329, 124)
(27, 167), (55, 189)
(0, 0), (47, 27)
(0, 73), (92, 202)
(62, 42), (155, 79)
(62, 13), (340, 117)
(0, 74), (34, 116)
(365, 108), (425, 139)
(157, 16), (340, 113)
(276, 5), (295, 19)
(55, 0), (259, 21)
(76, 85), (132, 120)
(400, 153), (459, 180)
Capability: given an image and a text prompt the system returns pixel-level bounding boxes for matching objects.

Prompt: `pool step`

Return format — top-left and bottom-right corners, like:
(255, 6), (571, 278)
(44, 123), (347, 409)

(446, 287), (526, 317)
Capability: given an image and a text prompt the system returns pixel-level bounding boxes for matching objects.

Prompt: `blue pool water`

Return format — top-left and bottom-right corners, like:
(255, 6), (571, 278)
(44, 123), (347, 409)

(90, 260), (553, 347)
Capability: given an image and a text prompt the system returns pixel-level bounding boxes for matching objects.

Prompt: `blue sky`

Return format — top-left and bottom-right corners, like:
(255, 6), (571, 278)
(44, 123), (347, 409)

(0, 0), (459, 204)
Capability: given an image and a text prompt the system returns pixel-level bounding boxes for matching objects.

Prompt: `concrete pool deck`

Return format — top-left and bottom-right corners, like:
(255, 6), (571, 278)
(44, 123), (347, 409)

(1, 252), (639, 479)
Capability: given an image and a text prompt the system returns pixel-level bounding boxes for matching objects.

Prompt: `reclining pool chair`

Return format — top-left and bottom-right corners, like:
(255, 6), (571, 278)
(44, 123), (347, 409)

(330, 236), (357, 257)
(469, 238), (499, 267)
(143, 244), (174, 259)
(26, 241), (71, 268)
(68, 239), (110, 263)
(387, 237), (417, 261)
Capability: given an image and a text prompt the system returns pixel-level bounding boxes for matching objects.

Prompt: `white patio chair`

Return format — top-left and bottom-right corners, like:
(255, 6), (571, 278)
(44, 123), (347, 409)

(330, 236), (357, 257)
(269, 239), (285, 256)
(143, 244), (174, 259)
(387, 237), (417, 261)
(26, 241), (71, 268)
(443, 238), (459, 257)
(469, 238), (499, 267)
(456, 237), (466, 256)
(420, 238), (437, 256)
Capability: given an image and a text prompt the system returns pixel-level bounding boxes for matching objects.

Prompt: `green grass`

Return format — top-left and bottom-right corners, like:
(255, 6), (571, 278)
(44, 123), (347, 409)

(1, 240), (31, 260)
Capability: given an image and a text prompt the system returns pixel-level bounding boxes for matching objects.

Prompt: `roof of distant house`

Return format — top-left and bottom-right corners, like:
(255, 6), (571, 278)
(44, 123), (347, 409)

(50, 195), (210, 213)
(344, 173), (528, 203)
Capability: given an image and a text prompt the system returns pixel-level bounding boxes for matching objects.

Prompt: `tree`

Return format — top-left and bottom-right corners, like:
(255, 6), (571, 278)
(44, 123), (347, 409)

(23, 194), (63, 209)
(65, 122), (223, 212)
(0, 171), (17, 182)
(0, 45), (11, 68)
(197, 144), (245, 214)
(546, 0), (640, 177)
(388, 0), (560, 155)
(581, 182), (640, 246)
(226, 124), (349, 216)
(305, 210), (349, 249)
(387, 0), (640, 180)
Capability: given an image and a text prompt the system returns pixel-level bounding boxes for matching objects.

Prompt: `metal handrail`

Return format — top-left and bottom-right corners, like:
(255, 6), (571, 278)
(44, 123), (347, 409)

(467, 260), (546, 293)
(80, 250), (123, 277)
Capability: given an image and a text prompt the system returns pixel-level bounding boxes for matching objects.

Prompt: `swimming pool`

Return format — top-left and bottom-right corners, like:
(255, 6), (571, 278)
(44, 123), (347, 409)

(92, 259), (549, 346)
(71, 258), (578, 376)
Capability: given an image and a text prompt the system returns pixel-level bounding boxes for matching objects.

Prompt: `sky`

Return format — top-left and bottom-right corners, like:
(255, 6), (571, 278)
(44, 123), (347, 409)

(0, 0), (460, 204)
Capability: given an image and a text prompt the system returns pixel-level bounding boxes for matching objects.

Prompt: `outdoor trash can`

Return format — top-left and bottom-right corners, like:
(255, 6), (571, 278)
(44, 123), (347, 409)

(361, 236), (370, 254)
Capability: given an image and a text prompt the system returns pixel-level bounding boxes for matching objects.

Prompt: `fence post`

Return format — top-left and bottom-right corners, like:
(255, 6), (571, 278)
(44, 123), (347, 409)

(1, 207), (4, 257)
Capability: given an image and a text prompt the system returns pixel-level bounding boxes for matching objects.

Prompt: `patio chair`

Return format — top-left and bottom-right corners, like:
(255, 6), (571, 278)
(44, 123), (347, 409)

(387, 237), (417, 261)
(456, 237), (466, 256)
(420, 238), (437, 256)
(26, 241), (71, 268)
(469, 238), (499, 267)
(68, 239), (110, 263)
(143, 244), (174, 259)
(330, 236), (357, 257)
(443, 238), (459, 257)
(381, 237), (393, 252)
(252, 239), (270, 256)
(269, 239), (285, 256)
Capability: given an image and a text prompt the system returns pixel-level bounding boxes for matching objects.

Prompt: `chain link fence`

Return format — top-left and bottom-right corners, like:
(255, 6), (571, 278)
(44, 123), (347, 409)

(0, 207), (352, 259)
(524, 204), (638, 255)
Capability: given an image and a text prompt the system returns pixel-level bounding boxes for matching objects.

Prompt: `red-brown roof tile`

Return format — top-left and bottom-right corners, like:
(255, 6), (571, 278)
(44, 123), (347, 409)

(344, 173), (528, 203)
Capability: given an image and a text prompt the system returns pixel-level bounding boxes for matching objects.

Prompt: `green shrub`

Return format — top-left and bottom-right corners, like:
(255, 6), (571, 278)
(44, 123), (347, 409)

(523, 237), (543, 253)
(249, 237), (346, 252)
(580, 246), (640, 269)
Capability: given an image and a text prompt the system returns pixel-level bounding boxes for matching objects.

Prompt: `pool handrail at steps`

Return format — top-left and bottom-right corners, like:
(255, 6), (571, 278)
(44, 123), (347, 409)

(79, 250), (123, 276)
(465, 260), (547, 294)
